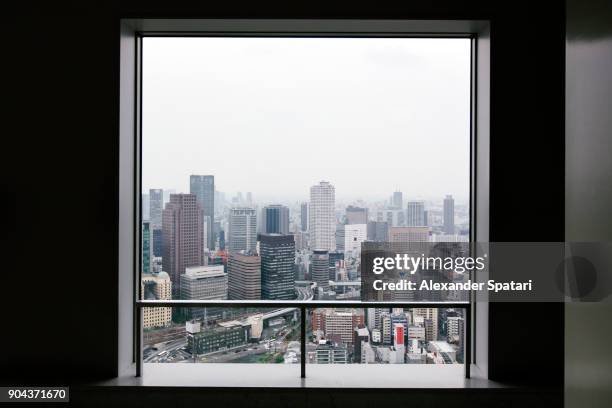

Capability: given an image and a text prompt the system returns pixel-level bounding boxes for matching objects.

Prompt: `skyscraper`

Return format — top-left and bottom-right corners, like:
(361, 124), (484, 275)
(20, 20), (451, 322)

(227, 252), (261, 300)
(190, 175), (215, 249)
(392, 191), (403, 209)
(261, 204), (290, 234)
(260, 233), (296, 300)
(300, 202), (308, 231)
(311, 250), (330, 292)
(142, 221), (152, 274)
(149, 188), (163, 228)
(309, 181), (336, 251)
(367, 221), (389, 242)
(443, 195), (455, 234)
(228, 208), (257, 253)
(343, 224), (367, 258)
(406, 201), (426, 227)
(162, 193), (203, 296)
(346, 205), (368, 224)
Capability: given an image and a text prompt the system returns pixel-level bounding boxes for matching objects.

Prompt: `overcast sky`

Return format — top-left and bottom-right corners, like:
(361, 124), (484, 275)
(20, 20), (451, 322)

(142, 37), (471, 203)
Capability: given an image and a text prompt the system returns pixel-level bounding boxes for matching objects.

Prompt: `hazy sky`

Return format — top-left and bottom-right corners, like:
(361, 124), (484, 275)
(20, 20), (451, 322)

(142, 37), (471, 203)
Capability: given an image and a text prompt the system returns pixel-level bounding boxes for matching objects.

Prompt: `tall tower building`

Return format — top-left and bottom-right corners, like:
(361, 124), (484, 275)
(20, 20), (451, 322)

(311, 250), (330, 292)
(300, 202), (308, 231)
(392, 191), (403, 209)
(260, 233), (296, 300)
(162, 193), (204, 297)
(228, 208), (257, 253)
(227, 252), (261, 300)
(309, 181), (336, 251)
(343, 224), (367, 259)
(346, 205), (368, 224)
(190, 175), (215, 249)
(443, 195), (455, 234)
(149, 188), (163, 228)
(142, 221), (152, 274)
(261, 204), (290, 234)
(406, 201), (426, 227)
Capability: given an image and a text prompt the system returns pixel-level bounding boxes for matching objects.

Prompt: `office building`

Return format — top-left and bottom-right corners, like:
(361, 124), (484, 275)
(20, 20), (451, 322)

(312, 308), (365, 344)
(149, 188), (163, 228)
(142, 221), (152, 274)
(343, 223), (367, 258)
(367, 221), (389, 242)
(162, 193), (204, 296)
(180, 265), (228, 320)
(377, 209), (405, 227)
(406, 200), (426, 227)
(261, 204), (290, 234)
(142, 193), (150, 221)
(388, 226), (429, 243)
(300, 202), (308, 231)
(309, 181), (336, 251)
(227, 252), (261, 300)
(315, 340), (348, 364)
(141, 272), (172, 329)
(311, 250), (330, 292)
(414, 308), (439, 341)
(190, 175), (215, 249)
(392, 191), (403, 209)
(187, 323), (248, 356)
(346, 205), (368, 224)
(260, 233), (296, 300)
(228, 207), (257, 253)
(443, 194), (455, 234)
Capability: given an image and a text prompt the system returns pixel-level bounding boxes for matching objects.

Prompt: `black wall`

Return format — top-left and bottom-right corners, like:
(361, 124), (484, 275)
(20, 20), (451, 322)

(3, 0), (565, 387)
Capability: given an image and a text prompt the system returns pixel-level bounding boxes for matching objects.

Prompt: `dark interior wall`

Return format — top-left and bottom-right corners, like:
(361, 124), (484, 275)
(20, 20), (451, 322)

(565, 0), (612, 406)
(2, 0), (565, 385)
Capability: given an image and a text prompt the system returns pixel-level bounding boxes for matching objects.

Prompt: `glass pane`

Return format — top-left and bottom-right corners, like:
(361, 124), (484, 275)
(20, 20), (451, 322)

(143, 307), (301, 364)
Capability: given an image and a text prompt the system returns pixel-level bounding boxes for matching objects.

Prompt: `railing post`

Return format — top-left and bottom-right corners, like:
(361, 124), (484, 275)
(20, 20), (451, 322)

(300, 305), (306, 378)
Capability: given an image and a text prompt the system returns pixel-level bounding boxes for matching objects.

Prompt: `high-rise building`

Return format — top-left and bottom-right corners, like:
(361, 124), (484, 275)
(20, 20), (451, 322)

(149, 188), (163, 228)
(346, 205), (368, 224)
(142, 221), (152, 274)
(228, 208), (257, 253)
(392, 191), (403, 209)
(300, 202), (308, 231)
(406, 201), (426, 227)
(261, 204), (290, 235)
(367, 221), (389, 242)
(377, 209), (405, 227)
(311, 250), (330, 292)
(152, 228), (162, 258)
(162, 193), (204, 297)
(443, 195), (455, 234)
(309, 181), (336, 251)
(227, 252), (261, 300)
(343, 224), (367, 258)
(312, 308), (365, 344)
(142, 193), (150, 221)
(190, 175), (215, 249)
(413, 308), (439, 341)
(260, 233), (296, 300)
(141, 272), (172, 328)
(180, 265), (227, 320)
(388, 226), (429, 243)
